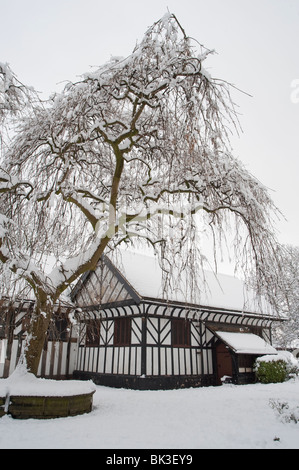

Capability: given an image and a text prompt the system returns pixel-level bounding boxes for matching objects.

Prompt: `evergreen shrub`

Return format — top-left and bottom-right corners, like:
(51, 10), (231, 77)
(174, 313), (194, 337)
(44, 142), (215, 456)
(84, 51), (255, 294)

(255, 358), (287, 384)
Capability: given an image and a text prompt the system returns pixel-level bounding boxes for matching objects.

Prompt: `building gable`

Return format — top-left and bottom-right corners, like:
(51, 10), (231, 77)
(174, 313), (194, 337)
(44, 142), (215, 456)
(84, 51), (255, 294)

(71, 255), (141, 307)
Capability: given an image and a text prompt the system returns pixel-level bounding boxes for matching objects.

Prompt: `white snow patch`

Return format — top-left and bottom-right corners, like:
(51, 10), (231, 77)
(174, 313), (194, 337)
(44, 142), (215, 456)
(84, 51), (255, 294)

(255, 351), (299, 367)
(0, 366), (95, 397)
(1, 379), (299, 448)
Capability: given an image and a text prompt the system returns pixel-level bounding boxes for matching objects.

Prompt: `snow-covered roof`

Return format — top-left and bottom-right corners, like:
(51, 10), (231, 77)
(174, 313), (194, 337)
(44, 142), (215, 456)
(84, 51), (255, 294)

(110, 250), (275, 316)
(214, 331), (277, 355)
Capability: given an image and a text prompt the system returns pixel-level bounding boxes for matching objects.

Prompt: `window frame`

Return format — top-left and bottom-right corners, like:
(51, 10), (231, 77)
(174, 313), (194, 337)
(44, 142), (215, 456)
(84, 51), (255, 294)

(238, 354), (255, 373)
(48, 317), (69, 342)
(114, 317), (131, 347)
(85, 319), (101, 347)
(171, 318), (191, 348)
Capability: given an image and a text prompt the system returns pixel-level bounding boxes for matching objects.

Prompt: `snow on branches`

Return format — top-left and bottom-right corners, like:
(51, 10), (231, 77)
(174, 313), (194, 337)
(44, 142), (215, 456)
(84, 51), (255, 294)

(0, 13), (284, 373)
(0, 62), (35, 127)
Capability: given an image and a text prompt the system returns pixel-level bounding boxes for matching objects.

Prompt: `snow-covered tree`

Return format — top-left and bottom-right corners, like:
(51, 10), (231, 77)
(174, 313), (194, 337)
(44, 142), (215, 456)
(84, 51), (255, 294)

(271, 245), (299, 348)
(0, 62), (26, 123)
(0, 61), (35, 139)
(0, 14), (283, 375)
(0, 61), (36, 216)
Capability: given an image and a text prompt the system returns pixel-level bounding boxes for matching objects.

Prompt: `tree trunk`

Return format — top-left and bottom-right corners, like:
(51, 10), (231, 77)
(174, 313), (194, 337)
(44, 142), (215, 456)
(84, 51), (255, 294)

(22, 293), (54, 376)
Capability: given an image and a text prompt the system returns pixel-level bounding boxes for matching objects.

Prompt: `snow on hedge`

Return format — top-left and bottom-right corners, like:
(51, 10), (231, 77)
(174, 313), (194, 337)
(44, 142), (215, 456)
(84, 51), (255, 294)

(255, 351), (299, 367)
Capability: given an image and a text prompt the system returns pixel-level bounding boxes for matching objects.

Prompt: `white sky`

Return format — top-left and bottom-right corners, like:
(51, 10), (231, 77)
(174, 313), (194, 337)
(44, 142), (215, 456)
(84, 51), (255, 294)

(1, 0), (298, 247)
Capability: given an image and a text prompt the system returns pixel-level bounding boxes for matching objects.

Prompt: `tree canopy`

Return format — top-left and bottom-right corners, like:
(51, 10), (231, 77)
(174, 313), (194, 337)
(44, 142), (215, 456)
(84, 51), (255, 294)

(0, 13), (283, 374)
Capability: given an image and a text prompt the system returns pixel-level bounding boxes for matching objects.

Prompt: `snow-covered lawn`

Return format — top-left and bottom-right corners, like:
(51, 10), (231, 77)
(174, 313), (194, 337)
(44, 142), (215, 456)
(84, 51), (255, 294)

(1, 377), (299, 449)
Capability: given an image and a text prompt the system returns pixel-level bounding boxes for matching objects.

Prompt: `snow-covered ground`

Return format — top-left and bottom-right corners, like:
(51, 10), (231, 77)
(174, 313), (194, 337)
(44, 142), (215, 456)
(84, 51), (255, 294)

(1, 377), (299, 449)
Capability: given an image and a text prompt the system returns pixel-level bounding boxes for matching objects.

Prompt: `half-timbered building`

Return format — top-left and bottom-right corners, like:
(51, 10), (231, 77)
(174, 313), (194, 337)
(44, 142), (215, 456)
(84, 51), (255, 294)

(0, 250), (282, 388)
(70, 250), (280, 389)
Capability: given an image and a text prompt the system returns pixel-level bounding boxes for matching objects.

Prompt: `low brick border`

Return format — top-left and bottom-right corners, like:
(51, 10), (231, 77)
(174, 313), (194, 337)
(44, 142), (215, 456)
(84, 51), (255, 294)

(0, 391), (95, 419)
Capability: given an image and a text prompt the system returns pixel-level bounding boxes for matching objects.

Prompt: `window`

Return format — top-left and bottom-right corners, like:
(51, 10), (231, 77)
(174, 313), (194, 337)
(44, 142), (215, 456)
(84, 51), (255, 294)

(114, 317), (131, 346)
(86, 320), (101, 347)
(238, 354), (255, 373)
(48, 318), (69, 341)
(172, 318), (191, 347)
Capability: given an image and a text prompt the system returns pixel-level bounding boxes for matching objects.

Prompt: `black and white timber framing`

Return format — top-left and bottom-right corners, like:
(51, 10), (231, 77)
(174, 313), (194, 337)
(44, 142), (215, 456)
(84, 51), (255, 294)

(0, 298), (78, 379)
(71, 253), (281, 389)
(0, 252), (283, 389)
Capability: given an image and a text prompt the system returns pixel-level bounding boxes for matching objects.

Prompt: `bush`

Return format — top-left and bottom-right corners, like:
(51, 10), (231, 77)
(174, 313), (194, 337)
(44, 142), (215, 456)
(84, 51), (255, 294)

(269, 399), (299, 424)
(255, 352), (299, 384)
(278, 351), (299, 378)
(255, 359), (287, 384)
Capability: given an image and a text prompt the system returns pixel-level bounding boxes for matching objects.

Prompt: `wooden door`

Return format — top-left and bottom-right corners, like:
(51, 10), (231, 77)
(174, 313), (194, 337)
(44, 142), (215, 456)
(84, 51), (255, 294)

(216, 342), (233, 385)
